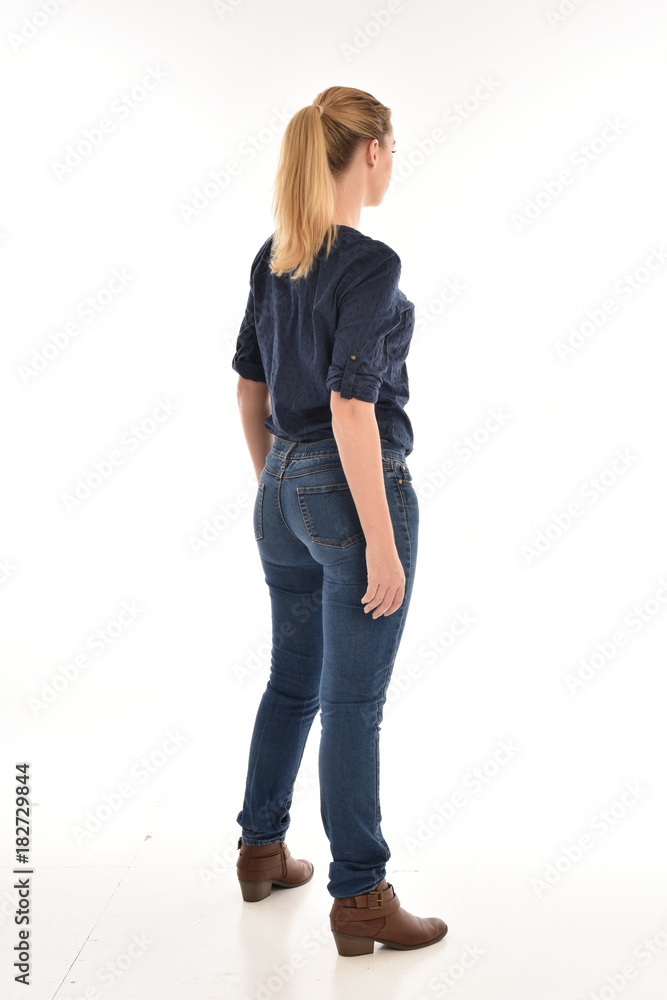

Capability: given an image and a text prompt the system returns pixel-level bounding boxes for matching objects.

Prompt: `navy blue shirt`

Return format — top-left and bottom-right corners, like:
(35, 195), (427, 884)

(231, 224), (415, 455)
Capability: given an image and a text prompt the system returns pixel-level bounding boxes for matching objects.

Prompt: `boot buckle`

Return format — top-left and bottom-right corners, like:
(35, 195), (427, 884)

(368, 890), (383, 909)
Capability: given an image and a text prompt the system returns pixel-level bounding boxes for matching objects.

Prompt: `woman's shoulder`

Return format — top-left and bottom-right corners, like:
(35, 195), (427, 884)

(337, 232), (402, 293)
(340, 227), (400, 264)
(244, 234), (274, 276)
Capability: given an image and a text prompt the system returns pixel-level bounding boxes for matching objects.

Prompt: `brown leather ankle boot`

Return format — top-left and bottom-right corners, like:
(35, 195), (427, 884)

(329, 878), (447, 956)
(236, 837), (314, 902)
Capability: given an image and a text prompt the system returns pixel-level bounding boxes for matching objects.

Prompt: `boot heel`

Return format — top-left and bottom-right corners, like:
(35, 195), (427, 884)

(332, 930), (375, 956)
(239, 879), (273, 902)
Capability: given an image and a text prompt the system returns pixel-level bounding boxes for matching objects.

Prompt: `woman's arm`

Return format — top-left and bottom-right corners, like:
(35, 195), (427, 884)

(236, 376), (274, 482)
(330, 391), (406, 618)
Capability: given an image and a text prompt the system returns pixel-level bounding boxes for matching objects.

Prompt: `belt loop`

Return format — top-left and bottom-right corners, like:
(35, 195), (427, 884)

(279, 440), (296, 477)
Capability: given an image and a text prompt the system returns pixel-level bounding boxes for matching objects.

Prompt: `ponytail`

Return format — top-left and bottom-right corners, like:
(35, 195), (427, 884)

(269, 86), (392, 280)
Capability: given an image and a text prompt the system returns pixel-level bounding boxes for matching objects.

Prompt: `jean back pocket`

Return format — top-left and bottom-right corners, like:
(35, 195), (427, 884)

(296, 482), (364, 548)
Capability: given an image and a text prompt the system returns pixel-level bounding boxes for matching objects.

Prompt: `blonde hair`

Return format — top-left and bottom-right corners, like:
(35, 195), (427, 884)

(269, 86), (392, 280)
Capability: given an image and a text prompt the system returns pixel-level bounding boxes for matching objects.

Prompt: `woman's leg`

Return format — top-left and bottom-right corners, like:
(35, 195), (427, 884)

(236, 465), (324, 846)
(318, 460), (419, 897)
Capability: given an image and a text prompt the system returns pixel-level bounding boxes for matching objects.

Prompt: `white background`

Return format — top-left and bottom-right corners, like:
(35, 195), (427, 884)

(1, 0), (667, 997)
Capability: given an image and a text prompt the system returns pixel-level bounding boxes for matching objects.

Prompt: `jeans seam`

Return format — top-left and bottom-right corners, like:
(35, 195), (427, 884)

(254, 481), (265, 540)
(264, 460), (396, 479)
(274, 468), (303, 543)
(241, 837), (285, 846)
(372, 467), (412, 856)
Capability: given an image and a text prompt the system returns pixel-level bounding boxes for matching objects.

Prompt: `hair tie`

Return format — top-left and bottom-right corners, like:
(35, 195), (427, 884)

(316, 104), (324, 116)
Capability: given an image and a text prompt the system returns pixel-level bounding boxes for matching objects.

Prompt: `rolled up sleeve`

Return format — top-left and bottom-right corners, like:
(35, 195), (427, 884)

(232, 242), (269, 383)
(326, 250), (402, 403)
(231, 285), (266, 382)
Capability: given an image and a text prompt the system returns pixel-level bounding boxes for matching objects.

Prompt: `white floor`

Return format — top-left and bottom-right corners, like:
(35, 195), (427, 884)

(2, 790), (666, 1000)
(4, 0), (667, 994)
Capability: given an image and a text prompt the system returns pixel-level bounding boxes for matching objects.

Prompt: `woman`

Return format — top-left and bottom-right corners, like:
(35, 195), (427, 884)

(232, 86), (447, 957)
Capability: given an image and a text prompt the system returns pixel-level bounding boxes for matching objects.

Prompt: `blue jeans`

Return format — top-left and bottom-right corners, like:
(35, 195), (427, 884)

(236, 435), (419, 898)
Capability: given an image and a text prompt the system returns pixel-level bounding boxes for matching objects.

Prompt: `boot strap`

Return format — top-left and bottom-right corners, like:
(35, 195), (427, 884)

(339, 882), (397, 911)
(238, 854), (284, 874)
(336, 888), (401, 922)
(237, 838), (285, 875)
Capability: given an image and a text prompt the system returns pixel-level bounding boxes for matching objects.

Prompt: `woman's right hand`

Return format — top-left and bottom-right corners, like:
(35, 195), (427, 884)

(361, 541), (406, 619)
